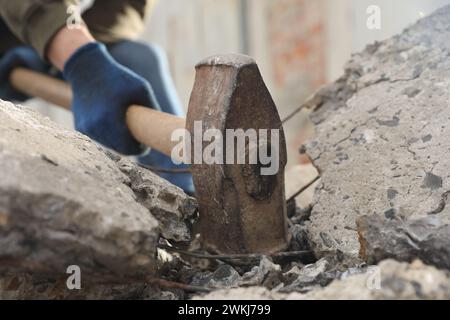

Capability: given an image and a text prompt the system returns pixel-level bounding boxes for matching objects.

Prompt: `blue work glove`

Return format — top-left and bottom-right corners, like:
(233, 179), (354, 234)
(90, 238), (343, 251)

(63, 42), (160, 155)
(0, 46), (51, 102)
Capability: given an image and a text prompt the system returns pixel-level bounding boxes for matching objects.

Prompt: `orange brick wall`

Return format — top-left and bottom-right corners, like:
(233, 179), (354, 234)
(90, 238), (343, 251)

(267, 0), (327, 93)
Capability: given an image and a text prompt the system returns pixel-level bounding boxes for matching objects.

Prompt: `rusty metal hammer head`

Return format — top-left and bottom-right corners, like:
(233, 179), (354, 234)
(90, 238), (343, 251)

(186, 54), (289, 254)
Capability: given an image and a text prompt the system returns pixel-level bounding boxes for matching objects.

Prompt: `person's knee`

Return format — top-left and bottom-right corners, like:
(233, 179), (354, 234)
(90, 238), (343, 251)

(143, 42), (168, 67)
(109, 40), (168, 71)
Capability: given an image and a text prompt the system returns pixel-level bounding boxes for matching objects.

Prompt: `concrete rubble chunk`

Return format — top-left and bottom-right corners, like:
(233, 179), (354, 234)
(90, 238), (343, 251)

(280, 258), (333, 293)
(239, 257), (282, 287)
(190, 264), (242, 289)
(303, 5), (450, 266)
(297, 259), (450, 300)
(357, 214), (450, 270)
(112, 158), (197, 243)
(189, 257), (282, 290)
(0, 100), (196, 280)
(195, 260), (450, 300)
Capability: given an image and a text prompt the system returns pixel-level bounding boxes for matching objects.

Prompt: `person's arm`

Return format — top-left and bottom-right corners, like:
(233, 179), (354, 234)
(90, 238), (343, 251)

(47, 0), (156, 70)
(0, 0), (160, 156)
(83, 0), (155, 44)
(0, 0), (155, 61)
(47, 25), (95, 70)
(0, 0), (75, 59)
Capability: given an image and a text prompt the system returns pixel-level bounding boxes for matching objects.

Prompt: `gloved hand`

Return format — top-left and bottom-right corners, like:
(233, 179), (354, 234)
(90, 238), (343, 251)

(63, 42), (160, 155)
(0, 46), (51, 102)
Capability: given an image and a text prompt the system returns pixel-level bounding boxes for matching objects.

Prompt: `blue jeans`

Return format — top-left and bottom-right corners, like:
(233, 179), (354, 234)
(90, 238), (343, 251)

(107, 40), (194, 195)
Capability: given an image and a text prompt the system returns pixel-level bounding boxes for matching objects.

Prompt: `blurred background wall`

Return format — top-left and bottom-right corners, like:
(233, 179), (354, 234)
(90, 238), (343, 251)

(35, 0), (450, 170)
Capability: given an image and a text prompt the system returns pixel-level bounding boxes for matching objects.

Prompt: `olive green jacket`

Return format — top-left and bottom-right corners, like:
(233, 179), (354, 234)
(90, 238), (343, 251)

(0, 0), (155, 58)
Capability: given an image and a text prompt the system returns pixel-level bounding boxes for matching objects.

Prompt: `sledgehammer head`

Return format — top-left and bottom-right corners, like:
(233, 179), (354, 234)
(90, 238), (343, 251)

(186, 54), (289, 254)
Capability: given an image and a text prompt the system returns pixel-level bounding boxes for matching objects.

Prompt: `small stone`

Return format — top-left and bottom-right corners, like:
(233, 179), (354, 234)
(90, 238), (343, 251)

(402, 87), (421, 98)
(376, 116), (400, 127)
(280, 258), (333, 293)
(421, 172), (443, 190)
(387, 188), (398, 200)
(384, 208), (396, 219)
(190, 265), (242, 289)
(421, 134), (432, 143)
(240, 257), (281, 287)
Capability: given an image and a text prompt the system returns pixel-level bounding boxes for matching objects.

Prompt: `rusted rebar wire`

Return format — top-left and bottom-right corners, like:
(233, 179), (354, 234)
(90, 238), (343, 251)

(281, 104), (307, 125)
(286, 175), (321, 203)
(157, 244), (310, 261)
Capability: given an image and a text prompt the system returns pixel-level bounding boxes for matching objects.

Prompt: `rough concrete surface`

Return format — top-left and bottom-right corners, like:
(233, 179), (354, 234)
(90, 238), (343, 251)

(303, 5), (450, 266)
(195, 259), (450, 300)
(0, 100), (196, 281)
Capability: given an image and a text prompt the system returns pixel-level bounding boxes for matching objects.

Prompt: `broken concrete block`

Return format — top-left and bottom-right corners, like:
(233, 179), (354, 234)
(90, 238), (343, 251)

(0, 100), (195, 280)
(296, 260), (450, 300)
(303, 5), (450, 265)
(357, 215), (450, 270)
(195, 260), (450, 300)
(112, 157), (197, 243)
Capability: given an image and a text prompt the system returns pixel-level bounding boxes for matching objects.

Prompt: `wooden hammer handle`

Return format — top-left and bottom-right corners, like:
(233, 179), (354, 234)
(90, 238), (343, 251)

(10, 67), (186, 157)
